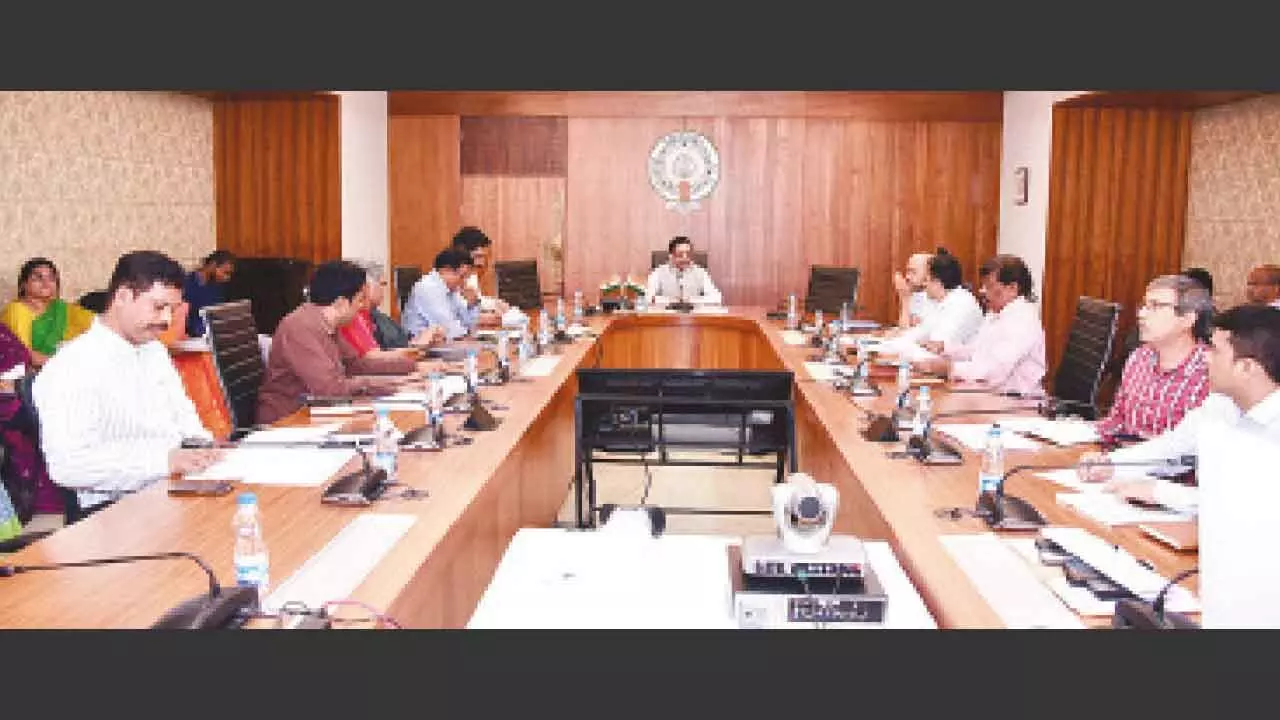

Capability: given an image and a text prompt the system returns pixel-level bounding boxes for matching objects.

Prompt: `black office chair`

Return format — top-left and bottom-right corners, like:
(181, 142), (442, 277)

(1052, 296), (1122, 420)
(393, 265), (423, 317)
(76, 290), (109, 314)
(12, 374), (85, 525)
(650, 250), (709, 271)
(495, 259), (544, 310)
(803, 265), (861, 315)
(201, 300), (265, 436)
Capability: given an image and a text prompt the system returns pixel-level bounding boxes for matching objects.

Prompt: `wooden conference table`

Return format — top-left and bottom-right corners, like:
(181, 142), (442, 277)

(0, 308), (1197, 629)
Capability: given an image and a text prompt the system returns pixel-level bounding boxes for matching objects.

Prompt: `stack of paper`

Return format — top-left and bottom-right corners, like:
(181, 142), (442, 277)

(187, 445), (357, 487)
(1056, 491), (1192, 527)
(940, 533), (1084, 628)
(239, 423), (342, 445)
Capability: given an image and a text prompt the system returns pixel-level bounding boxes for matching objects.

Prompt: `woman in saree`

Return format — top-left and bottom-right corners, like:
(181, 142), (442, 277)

(0, 258), (95, 368)
(0, 321), (62, 527)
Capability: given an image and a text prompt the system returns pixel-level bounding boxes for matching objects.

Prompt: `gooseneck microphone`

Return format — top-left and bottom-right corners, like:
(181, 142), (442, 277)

(1113, 566), (1200, 630)
(0, 551), (257, 629)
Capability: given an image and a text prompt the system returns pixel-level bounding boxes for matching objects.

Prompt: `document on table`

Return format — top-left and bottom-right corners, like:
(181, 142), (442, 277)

(520, 355), (561, 377)
(379, 375), (468, 405)
(932, 423), (1042, 452)
(691, 305), (729, 315)
(187, 446), (357, 486)
(803, 362), (840, 381)
(263, 514), (418, 614)
(940, 533), (1084, 629)
(1040, 526), (1200, 611)
(999, 416), (1100, 446)
(780, 330), (807, 346)
(1056, 490), (1192, 527)
(239, 423), (343, 445)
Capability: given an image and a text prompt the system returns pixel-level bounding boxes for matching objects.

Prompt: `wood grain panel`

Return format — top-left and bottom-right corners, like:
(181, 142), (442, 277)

(388, 116), (461, 274)
(460, 116), (567, 176)
(1043, 107), (1192, 385)
(1058, 91), (1265, 109)
(389, 91), (1004, 121)
(459, 176), (567, 297)
(559, 117), (1000, 318)
(213, 95), (341, 263)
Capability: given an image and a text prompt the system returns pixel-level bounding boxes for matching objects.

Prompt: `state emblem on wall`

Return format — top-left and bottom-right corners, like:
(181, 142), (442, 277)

(648, 130), (720, 214)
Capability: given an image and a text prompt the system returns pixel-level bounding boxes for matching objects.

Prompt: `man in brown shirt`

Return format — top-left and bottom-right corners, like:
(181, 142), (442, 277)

(257, 260), (418, 425)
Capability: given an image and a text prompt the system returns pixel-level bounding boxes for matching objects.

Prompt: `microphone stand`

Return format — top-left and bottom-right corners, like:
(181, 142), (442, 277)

(0, 551), (258, 629)
(1113, 566), (1200, 629)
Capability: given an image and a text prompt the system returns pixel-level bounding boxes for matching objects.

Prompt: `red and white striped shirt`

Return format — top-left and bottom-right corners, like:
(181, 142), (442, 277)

(1096, 343), (1210, 443)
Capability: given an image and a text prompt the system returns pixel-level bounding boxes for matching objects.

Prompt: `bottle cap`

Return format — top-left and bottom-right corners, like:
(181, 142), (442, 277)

(237, 492), (258, 506)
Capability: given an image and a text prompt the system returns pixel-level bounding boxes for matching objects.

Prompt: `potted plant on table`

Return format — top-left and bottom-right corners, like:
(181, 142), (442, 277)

(599, 275), (646, 312)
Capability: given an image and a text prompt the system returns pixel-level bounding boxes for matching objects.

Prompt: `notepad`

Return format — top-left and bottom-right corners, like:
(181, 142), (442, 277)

(940, 533), (1084, 628)
(239, 423), (343, 445)
(263, 513), (418, 614)
(932, 423), (1042, 452)
(520, 355), (561, 377)
(187, 446), (357, 486)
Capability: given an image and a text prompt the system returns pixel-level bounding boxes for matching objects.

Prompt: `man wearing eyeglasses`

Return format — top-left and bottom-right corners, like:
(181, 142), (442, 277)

(1093, 275), (1214, 445)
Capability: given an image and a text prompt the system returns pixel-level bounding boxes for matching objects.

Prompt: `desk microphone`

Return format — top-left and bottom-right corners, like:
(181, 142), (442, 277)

(0, 551), (257, 629)
(1113, 567), (1200, 630)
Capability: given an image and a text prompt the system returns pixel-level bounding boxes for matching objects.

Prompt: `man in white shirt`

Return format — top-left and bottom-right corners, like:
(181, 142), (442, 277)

(645, 236), (722, 305)
(1080, 304), (1280, 513)
(892, 251), (939, 328)
(33, 251), (223, 514)
(453, 226), (508, 326)
(892, 249), (982, 351)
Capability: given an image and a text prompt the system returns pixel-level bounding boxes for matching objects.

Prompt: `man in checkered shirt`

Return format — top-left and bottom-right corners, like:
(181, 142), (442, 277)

(1095, 274), (1215, 444)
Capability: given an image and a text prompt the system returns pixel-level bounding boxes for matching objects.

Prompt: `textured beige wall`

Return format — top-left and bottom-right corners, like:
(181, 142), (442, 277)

(0, 91), (214, 304)
(1185, 93), (1280, 308)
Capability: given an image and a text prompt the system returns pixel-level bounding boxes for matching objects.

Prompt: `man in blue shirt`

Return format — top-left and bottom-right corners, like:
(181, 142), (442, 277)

(182, 250), (236, 337)
(402, 248), (478, 340)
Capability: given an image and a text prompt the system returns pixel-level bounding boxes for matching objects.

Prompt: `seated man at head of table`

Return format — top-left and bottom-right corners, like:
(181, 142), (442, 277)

(645, 236), (722, 306)
(892, 251), (940, 329)
(1095, 274), (1213, 446)
(910, 254), (1046, 396)
(402, 248), (480, 341)
(1080, 304), (1280, 513)
(256, 260), (419, 426)
(884, 248), (982, 355)
(33, 250), (225, 517)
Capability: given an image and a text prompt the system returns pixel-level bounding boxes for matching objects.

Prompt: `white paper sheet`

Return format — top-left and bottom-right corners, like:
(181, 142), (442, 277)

(187, 446), (357, 486)
(520, 355), (562, 377)
(1035, 468), (1103, 493)
(803, 362), (840, 381)
(239, 423), (342, 445)
(1040, 526), (1200, 611)
(1056, 491), (1192, 527)
(940, 533), (1084, 628)
(263, 513), (418, 613)
(932, 423), (1042, 452)
(780, 330), (807, 346)
(999, 416), (1100, 446)
(691, 305), (729, 315)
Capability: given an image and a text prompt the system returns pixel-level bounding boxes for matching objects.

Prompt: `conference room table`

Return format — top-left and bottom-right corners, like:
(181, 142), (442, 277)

(0, 307), (1198, 629)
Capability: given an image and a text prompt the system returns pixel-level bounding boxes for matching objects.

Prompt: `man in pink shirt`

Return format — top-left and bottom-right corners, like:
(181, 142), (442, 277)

(913, 254), (1046, 396)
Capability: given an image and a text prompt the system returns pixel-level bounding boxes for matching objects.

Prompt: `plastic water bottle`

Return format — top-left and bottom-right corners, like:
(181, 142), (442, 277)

(497, 331), (511, 377)
(538, 308), (551, 347)
(426, 372), (445, 445)
(911, 386), (932, 439)
(787, 294), (799, 330)
(824, 320), (841, 363)
(573, 291), (584, 324)
(840, 301), (851, 331)
(978, 425), (1004, 495)
(896, 361), (912, 401)
(635, 291), (649, 312)
(555, 297), (567, 331)
(465, 348), (479, 390)
(813, 309), (824, 332)
(232, 492), (270, 608)
(517, 330), (532, 371)
(372, 406), (398, 482)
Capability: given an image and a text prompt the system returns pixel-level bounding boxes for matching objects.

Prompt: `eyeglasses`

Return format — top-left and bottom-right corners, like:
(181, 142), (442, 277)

(1140, 300), (1178, 313)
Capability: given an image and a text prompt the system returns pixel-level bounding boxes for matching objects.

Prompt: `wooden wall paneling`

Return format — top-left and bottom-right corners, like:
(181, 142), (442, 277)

(388, 116), (461, 279)
(460, 116), (568, 176)
(459, 176), (568, 298)
(213, 95), (341, 263)
(1042, 107), (1192, 384)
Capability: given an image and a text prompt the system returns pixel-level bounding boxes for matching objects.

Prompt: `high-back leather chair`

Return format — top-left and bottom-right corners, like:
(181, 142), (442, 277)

(201, 300), (265, 435)
(495, 259), (544, 310)
(393, 265), (423, 316)
(803, 265), (861, 315)
(1053, 296), (1122, 420)
(650, 250), (709, 271)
